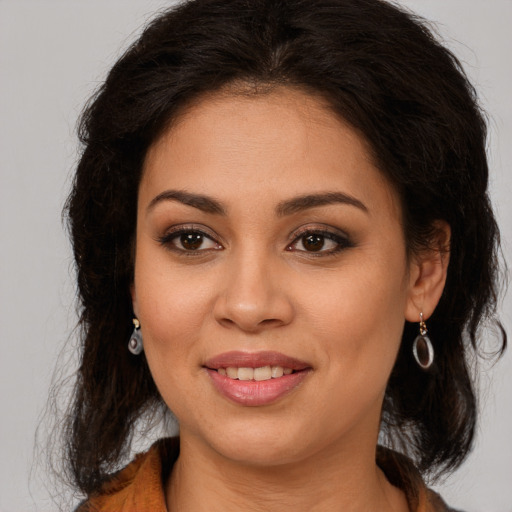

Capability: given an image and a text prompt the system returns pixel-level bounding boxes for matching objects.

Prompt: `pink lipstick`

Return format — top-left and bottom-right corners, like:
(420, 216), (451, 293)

(204, 351), (311, 406)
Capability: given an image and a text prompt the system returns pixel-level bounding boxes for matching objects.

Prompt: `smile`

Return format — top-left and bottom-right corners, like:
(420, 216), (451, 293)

(204, 351), (311, 406)
(217, 366), (294, 381)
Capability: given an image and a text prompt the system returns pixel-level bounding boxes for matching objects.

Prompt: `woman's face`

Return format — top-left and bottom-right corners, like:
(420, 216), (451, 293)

(133, 87), (421, 465)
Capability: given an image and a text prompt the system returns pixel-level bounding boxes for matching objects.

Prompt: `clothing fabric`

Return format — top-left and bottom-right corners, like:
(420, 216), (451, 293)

(77, 437), (458, 512)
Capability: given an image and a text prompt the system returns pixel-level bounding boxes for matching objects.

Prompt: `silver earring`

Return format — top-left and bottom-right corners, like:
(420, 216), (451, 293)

(128, 318), (143, 355)
(413, 312), (434, 369)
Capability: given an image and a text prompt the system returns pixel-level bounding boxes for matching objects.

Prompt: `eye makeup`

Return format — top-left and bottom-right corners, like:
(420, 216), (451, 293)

(156, 221), (355, 259)
(156, 224), (223, 256)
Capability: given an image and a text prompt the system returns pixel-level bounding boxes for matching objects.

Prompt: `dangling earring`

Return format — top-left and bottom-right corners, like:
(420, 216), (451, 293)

(128, 318), (143, 355)
(413, 312), (434, 369)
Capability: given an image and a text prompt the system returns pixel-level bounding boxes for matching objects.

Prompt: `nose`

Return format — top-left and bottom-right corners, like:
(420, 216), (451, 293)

(213, 250), (294, 333)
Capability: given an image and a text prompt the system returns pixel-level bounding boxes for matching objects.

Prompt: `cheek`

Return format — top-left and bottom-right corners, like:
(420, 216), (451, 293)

(302, 254), (408, 383)
(135, 273), (210, 417)
(135, 232), (210, 323)
(133, 245), (214, 381)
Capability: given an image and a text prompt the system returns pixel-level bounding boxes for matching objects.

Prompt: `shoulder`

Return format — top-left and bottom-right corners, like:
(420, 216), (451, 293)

(76, 437), (179, 512)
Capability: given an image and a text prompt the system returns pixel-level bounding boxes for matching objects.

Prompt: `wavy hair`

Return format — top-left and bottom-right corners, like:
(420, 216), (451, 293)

(63, 0), (506, 496)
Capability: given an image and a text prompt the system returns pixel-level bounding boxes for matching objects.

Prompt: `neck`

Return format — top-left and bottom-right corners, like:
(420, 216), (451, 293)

(166, 433), (408, 512)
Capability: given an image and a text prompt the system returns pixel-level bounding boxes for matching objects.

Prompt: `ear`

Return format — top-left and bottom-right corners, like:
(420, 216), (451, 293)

(130, 283), (139, 318)
(404, 221), (451, 322)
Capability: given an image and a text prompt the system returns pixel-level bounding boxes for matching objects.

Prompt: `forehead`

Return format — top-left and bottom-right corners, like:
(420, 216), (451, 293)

(141, 86), (401, 220)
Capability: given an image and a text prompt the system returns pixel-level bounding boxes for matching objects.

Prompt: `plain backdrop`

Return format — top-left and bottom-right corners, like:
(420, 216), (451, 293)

(0, 1), (511, 511)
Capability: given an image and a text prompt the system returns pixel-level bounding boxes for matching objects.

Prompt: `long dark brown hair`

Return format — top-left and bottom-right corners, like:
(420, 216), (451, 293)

(62, 0), (506, 497)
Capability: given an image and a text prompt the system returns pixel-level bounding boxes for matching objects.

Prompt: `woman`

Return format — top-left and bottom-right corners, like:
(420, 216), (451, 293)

(63, 0), (506, 510)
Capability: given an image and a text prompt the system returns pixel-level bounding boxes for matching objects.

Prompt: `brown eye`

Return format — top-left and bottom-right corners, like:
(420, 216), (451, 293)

(301, 234), (325, 252)
(159, 228), (222, 253)
(288, 229), (352, 255)
(180, 232), (204, 250)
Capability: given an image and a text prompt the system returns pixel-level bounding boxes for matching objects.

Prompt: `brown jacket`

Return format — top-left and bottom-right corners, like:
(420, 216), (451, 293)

(79, 438), (459, 512)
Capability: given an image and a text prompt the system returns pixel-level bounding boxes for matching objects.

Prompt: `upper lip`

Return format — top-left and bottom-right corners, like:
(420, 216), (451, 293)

(204, 351), (311, 370)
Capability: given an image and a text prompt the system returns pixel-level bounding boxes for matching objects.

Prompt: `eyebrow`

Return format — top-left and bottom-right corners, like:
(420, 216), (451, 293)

(147, 190), (226, 215)
(147, 189), (368, 217)
(276, 192), (368, 216)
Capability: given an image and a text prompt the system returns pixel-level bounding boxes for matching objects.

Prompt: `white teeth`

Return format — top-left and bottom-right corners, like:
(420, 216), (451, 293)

(238, 367), (254, 381)
(226, 367), (238, 379)
(271, 365), (284, 378)
(219, 366), (294, 380)
(254, 366), (272, 381)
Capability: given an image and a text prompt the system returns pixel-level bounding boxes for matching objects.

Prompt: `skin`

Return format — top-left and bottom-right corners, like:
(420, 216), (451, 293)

(132, 86), (449, 512)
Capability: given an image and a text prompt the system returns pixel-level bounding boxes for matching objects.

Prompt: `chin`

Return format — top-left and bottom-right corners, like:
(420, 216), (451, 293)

(216, 439), (303, 468)
(197, 417), (309, 467)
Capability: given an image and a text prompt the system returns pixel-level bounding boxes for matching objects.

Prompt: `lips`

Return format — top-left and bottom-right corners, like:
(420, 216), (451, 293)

(204, 351), (310, 370)
(204, 351), (312, 406)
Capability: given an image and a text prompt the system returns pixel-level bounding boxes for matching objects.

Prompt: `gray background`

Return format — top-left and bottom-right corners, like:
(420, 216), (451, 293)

(0, 1), (510, 510)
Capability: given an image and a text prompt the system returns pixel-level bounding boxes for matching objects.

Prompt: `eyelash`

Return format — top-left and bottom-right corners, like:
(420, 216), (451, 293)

(286, 227), (353, 256)
(157, 226), (222, 256)
(157, 225), (354, 257)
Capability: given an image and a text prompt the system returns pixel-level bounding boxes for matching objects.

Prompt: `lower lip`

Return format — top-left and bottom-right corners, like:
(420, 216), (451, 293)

(206, 369), (310, 406)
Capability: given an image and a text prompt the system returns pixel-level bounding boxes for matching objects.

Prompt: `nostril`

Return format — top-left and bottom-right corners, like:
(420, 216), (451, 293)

(258, 318), (284, 327)
(218, 317), (281, 332)
(218, 318), (236, 328)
